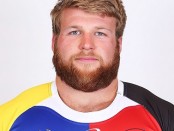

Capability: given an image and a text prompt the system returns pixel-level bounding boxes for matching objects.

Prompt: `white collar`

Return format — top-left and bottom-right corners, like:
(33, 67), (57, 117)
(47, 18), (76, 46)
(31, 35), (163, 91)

(38, 80), (138, 123)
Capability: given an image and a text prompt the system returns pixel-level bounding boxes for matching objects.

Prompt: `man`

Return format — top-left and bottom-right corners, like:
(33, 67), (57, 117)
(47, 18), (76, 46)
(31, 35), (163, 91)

(0, 0), (174, 130)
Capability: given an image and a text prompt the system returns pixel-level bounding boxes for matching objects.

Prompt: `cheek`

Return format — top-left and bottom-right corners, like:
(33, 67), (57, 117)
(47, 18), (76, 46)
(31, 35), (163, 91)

(97, 41), (117, 63)
(105, 48), (116, 62)
(56, 38), (79, 62)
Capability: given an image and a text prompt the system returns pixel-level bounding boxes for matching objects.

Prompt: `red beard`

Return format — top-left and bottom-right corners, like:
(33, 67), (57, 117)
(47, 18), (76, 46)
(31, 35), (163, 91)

(53, 45), (120, 92)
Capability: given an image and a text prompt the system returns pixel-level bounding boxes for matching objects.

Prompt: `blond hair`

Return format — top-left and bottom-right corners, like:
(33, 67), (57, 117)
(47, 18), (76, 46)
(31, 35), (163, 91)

(51, 0), (126, 38)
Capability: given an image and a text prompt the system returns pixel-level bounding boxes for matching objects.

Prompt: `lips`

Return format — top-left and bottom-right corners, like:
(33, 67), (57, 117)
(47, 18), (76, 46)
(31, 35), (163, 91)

(75, 56), (98, 62)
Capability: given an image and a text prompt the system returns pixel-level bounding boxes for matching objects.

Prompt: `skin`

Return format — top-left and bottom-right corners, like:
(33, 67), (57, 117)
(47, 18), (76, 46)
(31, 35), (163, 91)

(52, 8), (122, 112)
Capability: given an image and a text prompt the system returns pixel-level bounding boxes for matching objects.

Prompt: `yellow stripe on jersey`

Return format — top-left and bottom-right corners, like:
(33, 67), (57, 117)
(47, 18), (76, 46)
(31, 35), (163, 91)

(0, 82), (52, 131)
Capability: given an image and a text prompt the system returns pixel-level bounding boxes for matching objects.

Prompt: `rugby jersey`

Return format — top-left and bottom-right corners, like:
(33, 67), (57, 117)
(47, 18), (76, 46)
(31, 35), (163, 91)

(0, 81), (174, 131)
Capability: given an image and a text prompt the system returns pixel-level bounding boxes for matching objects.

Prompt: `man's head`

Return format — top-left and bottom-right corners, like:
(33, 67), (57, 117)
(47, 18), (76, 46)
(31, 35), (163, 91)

(51, 0), (126, 38)
(51, 0), (126, 92)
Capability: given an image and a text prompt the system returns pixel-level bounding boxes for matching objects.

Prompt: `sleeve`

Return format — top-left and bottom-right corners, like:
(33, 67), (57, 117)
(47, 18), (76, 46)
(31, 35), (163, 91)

(0, 82), (52, 131)
(123, 82), (174, 131)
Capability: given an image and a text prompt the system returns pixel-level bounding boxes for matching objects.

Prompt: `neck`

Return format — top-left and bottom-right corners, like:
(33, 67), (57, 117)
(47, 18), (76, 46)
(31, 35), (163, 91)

(55, 76), (118, 112)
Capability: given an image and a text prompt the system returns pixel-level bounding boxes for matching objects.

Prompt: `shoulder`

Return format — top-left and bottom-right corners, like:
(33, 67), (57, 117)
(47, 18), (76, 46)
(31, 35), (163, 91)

(123, 81), (174, 130)
(0, 82), (52, 131)
(0, 82), (52, 109)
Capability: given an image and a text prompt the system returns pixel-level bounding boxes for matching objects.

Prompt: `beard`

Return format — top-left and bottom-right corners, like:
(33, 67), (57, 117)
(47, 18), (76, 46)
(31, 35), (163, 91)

(52, 44), (120, 92)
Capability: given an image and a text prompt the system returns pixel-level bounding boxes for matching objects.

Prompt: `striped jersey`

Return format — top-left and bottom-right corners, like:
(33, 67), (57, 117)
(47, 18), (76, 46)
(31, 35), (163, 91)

(0, 81), (174, 131)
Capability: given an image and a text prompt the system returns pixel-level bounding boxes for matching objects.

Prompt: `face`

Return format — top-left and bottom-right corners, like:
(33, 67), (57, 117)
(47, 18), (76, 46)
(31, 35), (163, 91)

(52, 8), (122, 92)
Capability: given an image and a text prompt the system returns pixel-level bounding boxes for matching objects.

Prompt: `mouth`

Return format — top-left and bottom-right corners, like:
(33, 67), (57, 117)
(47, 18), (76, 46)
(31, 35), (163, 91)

(75, 56), (99, 63)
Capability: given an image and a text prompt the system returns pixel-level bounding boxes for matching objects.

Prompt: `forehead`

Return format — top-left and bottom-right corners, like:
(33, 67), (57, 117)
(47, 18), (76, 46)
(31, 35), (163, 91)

(60, 8), (117, 30)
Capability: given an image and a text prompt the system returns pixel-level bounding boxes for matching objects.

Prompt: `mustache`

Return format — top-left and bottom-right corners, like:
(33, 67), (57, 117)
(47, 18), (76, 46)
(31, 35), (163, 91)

(73, 51), (101, 60)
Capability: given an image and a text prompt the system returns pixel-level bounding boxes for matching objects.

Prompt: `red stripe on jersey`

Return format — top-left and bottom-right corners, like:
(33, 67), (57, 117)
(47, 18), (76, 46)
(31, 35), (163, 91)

(90, 105), (161, 131)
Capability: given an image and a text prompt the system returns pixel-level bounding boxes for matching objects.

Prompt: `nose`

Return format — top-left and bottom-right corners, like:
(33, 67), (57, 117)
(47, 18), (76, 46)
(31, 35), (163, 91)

(79, 33), (95, 51)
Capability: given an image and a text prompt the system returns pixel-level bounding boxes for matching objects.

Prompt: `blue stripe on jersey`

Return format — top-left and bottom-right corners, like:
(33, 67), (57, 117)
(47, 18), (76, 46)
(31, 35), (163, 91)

(10, 106), (89, 131)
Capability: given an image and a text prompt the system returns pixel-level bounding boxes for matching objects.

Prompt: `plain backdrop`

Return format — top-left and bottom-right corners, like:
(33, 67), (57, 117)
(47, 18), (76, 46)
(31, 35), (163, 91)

(0, 0), (174, 105)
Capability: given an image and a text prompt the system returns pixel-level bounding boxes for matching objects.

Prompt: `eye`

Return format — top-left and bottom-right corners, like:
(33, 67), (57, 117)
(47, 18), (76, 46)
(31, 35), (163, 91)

(95, 32), (106, 36)
(68, 30), (81, 35)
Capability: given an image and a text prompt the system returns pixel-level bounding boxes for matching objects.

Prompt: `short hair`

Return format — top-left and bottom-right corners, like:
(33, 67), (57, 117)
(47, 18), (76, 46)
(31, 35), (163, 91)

(51, 0), (127, 38)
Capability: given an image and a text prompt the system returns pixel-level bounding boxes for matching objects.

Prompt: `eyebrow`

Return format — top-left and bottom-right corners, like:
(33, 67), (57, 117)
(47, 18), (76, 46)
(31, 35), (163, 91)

(64, 26), (82, 30)
(64, 25), (112, 33)
(95, 27), (112, 33)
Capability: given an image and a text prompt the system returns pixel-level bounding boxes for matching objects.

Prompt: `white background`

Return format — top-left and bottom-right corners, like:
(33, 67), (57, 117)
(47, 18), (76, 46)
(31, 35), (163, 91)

(0, 0), (174, 105)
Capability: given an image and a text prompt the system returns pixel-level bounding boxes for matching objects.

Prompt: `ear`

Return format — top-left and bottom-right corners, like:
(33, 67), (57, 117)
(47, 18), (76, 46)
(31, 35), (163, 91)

(52, 34), (57, 52)
(117, 36), (122, 53)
